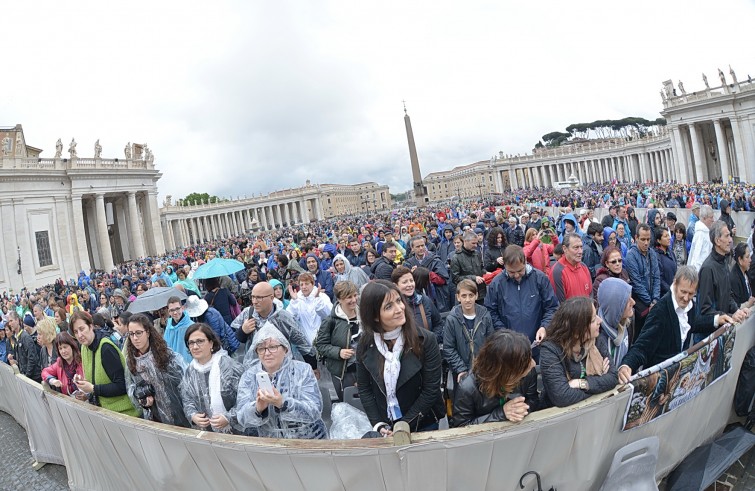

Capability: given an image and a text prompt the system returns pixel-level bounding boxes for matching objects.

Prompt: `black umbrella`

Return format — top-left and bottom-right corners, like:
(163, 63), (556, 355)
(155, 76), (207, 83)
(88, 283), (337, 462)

(666, 425), (755, 491)
(127, 287), (187, 313)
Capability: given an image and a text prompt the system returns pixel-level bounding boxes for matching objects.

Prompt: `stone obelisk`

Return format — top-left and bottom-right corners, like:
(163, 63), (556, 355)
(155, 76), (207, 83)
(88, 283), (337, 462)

(404, 103), (427, 208)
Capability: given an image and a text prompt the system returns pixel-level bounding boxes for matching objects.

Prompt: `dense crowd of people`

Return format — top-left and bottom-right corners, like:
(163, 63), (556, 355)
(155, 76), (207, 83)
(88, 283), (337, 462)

(1, 178), (753, 440)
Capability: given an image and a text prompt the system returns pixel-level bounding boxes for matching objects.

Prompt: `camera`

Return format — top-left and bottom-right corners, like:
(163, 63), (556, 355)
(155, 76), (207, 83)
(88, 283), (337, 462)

(134, 380), (155, 408)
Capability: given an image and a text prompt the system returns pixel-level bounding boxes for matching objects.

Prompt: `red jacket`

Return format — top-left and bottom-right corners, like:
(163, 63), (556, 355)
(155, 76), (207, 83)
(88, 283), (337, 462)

(523, 235), (559, 276)
(41, 358), (84, 396)
(549, 257), (592, 302)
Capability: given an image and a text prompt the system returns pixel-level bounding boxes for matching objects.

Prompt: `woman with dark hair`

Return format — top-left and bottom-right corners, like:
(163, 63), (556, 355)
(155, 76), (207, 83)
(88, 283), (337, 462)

(54, 307), (69, 334)
(539, 297), (618, 407)
(391, 266), (442, 343)
(670, 222), (689, 267)
(592, 246), (630, 300)
(626, 207), (639, 239)
(125, 313), (189, 427)
(654, 227), (677, 297)
(42, 332), (84, 396)
(356, 280), (444, 435)
(450, 330), (539, 427)
(731, 243), (754, 309)
(70, 310), (138, 416)
(362, 249), (378, 278)
(181, 323), (244, 433)
(483, 227), (508, 272)
(203, 277), (237, 325)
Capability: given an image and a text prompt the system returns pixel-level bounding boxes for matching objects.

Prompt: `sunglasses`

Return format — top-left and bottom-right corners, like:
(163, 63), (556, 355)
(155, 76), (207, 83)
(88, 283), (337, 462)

(608, 259), (623, 265)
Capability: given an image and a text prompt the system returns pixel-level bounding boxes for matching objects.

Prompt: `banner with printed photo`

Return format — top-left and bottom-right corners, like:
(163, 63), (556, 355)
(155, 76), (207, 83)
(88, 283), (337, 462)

(622, 325), (736, 431)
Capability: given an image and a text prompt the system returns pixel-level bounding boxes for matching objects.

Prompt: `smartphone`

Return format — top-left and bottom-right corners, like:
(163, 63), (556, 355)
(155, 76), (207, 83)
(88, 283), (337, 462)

(256, 372), (274, 393)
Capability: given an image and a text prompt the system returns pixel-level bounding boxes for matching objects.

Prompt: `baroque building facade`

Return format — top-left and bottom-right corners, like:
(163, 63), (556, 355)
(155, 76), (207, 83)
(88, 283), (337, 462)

(423, 69), (754, 200)
(0, 125), (165, 292)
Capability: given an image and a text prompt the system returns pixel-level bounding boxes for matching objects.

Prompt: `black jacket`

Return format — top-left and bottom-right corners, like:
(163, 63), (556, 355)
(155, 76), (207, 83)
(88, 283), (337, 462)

(621, 290), (716, 372)
(451, 246), (487, 300)
(698, 250), (739, 316)
(442, 304), (495, 376)
(16, 330), (41, 382)
(356, 328), (444, 431)
(370, 256), (395, 281)
(540, 335), (618, 408)
(450, 369), (540, 428)
(315, 304), (359, 377)
(483, 245), (506, 272)
(730, 264), (752, 307)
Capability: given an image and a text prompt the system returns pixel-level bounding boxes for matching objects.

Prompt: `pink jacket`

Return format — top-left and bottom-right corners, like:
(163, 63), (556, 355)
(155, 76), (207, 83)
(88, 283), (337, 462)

(41, 358), (84, 396)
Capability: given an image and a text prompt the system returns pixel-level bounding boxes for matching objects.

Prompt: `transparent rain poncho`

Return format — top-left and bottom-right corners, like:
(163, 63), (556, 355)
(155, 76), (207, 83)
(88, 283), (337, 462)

(236, 324), (327, 439)
(181, 351), (244, 433)
(126, 349), (190, 427)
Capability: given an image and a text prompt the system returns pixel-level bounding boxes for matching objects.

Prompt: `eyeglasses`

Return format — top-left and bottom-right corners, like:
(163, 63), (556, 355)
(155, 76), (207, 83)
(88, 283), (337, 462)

(608, 259), (623, 265)
(128, 330), (146, 338)
(256, 344), (283, 355)
(168, 307), (182, 314)
(187, 339), (208, 348)
(251, 294), (273, 302)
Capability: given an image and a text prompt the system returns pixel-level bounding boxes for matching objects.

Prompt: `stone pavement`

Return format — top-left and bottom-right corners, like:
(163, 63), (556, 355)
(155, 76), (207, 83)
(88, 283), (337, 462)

(0, 412), (68, 491)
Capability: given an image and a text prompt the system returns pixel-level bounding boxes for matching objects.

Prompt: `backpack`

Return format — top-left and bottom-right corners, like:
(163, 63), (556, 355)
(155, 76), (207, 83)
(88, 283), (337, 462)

(734, 346), (755, 429)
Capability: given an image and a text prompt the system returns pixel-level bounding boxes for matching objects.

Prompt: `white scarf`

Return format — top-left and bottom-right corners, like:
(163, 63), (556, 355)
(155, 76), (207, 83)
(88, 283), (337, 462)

(190, 350), (227, 429)
(374, 328), (404, 421)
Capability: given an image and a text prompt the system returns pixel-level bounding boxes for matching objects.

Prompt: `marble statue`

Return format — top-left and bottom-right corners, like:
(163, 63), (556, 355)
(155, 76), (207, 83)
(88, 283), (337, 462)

(68, 138), (77, 158)
(718, 68), (727, 86)
(729, 66), (738, 85)
(499, 151), (504, 159)
(660, 90), (666, 102)
(663, 84), (673, 99)
(94, 139), (102, 159)
(702, 73), (710, 90)
(55, 138), (63, 158)
(678, 81), (686, 95)
(1, 137), (11, 156)
(15, 133), (23, 155)
(124, 142), (132, 159)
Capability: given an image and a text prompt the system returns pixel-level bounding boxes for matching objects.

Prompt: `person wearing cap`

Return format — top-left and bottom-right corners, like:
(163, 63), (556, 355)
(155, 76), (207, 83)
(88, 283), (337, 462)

(7, 311), (41, 382)
(687, 202), (701, 244)
(183, 295), (239, 355)
(111, 288), (130, 318)
(236, 323), (327, 439)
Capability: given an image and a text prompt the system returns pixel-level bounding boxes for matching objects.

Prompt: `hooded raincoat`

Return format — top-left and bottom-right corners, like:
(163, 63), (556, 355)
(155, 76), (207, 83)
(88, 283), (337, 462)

(126, 348), (190, 427)
(332, 253), (370, 290)
(236, 324), (327, 439)
(181, 350), (244, 433)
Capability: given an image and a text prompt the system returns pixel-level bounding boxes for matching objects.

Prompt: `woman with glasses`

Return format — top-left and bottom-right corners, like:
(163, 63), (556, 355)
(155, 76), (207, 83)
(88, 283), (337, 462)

(70, 310), (138, 416)
(181, 323), (244, 433)
(602, 227), (627, 258)
(236, 323), (327, 439)
(591, 246), (630, 300)
(125, 313), (189, 427)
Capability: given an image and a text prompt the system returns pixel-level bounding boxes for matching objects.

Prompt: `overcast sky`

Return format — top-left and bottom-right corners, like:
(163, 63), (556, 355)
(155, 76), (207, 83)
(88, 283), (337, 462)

(3, 1), (754, 201)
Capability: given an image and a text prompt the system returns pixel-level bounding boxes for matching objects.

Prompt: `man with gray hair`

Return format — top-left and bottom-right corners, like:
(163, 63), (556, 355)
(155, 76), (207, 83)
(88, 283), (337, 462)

(618, 266), (733, 383)
(698, 221), (750, 324)
(151, 263), (173, 287)
(687, 205), (715, 271)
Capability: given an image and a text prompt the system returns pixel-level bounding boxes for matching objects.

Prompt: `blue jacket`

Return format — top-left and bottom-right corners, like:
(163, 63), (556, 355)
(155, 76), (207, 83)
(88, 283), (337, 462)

(164, 313), (194, 363)
(196, 307), (239, 354)
(654, 246), (677, 297)
(305, 254), (334, 301)
(624, 245), (661, 305)
(484, 265), (559, 358)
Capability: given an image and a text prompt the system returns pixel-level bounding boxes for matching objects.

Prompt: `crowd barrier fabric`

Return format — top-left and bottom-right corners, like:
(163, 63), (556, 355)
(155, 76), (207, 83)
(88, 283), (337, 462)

(0, 314), (752, 491)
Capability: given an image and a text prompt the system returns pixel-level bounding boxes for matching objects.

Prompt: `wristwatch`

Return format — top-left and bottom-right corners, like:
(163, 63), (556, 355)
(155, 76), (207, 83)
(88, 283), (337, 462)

(579, 379), (588, 391)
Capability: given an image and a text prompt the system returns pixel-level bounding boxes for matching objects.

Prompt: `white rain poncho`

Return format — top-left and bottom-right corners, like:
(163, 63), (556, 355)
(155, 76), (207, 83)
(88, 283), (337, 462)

(181, 350), (244, 433)
(236, 323), (327, 439)
(126, 348), (189, 427)
(332, 253), (370, 290)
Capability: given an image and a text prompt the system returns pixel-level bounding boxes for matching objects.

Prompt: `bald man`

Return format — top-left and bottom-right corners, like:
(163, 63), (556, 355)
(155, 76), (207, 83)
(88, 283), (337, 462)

(233, 282), (316, 369)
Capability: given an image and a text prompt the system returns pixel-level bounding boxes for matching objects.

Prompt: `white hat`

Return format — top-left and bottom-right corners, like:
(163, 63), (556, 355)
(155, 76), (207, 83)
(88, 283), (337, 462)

(183, 295), (209, 317)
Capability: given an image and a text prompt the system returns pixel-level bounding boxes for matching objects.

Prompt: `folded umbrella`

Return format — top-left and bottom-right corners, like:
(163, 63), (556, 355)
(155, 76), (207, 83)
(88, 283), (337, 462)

(127, 287), (187, 313)
(192, 258), (245, 280)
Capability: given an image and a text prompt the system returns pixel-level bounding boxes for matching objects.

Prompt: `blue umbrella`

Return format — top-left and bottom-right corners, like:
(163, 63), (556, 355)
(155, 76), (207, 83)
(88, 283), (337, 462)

(192, 258), (245, 280)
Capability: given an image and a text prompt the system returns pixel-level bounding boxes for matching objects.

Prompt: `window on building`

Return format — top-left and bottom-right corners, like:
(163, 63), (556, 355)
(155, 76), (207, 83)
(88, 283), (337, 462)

(35, 231), (53, 267)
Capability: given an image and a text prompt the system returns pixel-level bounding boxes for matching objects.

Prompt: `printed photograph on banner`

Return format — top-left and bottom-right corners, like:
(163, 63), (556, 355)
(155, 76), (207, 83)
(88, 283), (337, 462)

(622, 326), (736, 431)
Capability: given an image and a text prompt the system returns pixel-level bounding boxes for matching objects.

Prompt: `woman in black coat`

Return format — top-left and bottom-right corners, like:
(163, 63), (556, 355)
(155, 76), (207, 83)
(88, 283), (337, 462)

(731, 243), (754, 309)
(451, 330), (541, 427)
(483, 227), (508, 272)
(356, 281), (445, 435)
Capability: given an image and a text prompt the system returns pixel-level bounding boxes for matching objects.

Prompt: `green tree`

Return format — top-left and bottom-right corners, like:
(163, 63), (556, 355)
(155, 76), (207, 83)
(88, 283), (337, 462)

(181, 192), (221, 205)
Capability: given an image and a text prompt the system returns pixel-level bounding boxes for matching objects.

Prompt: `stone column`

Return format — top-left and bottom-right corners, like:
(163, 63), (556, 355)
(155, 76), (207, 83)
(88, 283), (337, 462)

(712, 120), (730, 182)
(510, 169), (518, 190)
(68, 195), (91, 272)
(94, 194), (114, 271)
(282, 203), (290, 226)
(301, 202), (310, 223)
(688, 124), (706, 183)
(126, 192), (145, 259)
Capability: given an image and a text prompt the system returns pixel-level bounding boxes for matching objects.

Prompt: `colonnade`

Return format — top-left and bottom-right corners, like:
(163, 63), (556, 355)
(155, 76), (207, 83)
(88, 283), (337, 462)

(163, 197), (323, 249)
(76, 190), (163, 272)
(505, 147), (676, 190)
